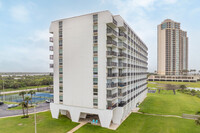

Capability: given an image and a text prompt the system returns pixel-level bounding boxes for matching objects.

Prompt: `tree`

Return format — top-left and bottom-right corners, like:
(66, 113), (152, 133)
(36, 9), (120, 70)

(19, 91), (26, 101)
(28, 90), (36, 107)
(195, 111), (200, 126)
(19, 101), (26, 118)
(180, 85), (187, 92)
(24, 96), (31, 117)
(164, 84), (179, 95)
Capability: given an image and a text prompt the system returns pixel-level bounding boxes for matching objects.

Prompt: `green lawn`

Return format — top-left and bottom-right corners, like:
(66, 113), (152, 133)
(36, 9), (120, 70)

(2, 85), (49, 92)
(139, 90), (200, 116)
(148, 81), (200, 88)
(76, 113), (200, 133)
(0, 111), (78, 133)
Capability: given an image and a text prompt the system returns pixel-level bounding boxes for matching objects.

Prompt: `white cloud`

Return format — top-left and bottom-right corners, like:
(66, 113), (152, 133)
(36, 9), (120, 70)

(163, 0), (177, 4)
(10, 5), (30, 22)
(28, 29), (50, 42)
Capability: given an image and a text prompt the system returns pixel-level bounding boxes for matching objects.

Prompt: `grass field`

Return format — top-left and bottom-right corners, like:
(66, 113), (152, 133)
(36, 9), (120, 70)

(139, 90), (200, 116)
(0, 111), (78, 133)
(148, 81), (200, 88)
(75, 113), (200, 133)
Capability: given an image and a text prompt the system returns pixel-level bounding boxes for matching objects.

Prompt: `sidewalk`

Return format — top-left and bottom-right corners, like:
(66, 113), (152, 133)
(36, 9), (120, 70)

(67, 121), (87, 133)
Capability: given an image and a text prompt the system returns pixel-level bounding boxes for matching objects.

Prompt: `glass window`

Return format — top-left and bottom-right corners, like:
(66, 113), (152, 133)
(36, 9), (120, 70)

(93, 67), (98, 72)
(93, 57), (98, 62)
(93, 46), (98, 51)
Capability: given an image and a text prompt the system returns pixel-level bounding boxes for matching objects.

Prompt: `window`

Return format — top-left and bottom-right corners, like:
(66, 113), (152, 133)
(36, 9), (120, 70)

(93, 57), (98, 64)
(93, 98), (98, 106)
(93, 25), (98, 32)
(93, 46), (98, 52)
(93, 14), (98, 23)
(59, 40), (62, 46)
(93, 88), (98, 95)
(93, 36), (98, 43)
(93, 78), (98, 85)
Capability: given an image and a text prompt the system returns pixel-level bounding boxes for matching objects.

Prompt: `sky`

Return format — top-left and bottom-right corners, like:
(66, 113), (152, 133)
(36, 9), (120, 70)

(0, 0), (200, 72)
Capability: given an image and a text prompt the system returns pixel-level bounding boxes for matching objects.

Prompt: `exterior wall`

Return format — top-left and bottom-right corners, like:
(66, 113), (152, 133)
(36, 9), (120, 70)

(49, 10), (148, 128)
(157, 19), (188, 75)
(157, 25), (166, 75)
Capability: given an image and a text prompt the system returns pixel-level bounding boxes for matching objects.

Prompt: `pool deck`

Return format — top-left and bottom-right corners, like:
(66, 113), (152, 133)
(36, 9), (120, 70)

(0, 102), (50, 118)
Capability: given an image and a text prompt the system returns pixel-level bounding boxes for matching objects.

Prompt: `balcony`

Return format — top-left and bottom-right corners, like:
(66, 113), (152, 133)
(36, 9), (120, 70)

(118, 82), (126, 87)
(119, 32), (127, 40)
(50, 55), (53, 60)
(49, 37), (53, 42)
(107, 40), (117, 47)
(107, 82), (117, 88)
(49, 46), (53, 51)
(119, 73), (126, 77)
(118, 92), (126, 97)
(107, 18), (117, 28)
(107, 27), (117, 38)
(119, 22), (127, 31)
(107, 62), (117, 67)
(106, 51), (117, 57)
(118, 101), (126, 107)
(118, 42), (127, 49)
(107, 93), (117, 99)
(107, 73), (118, 77)
(107, 103), (117, 110)
(49, 64), (54, 68)
(118, 62), (123, 68)
(118, 52), (126, 58)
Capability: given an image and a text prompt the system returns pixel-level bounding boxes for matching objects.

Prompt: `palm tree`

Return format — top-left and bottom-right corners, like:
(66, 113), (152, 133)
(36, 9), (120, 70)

(19, 91), (26, 101)
(180, 85), (187, 92)
(19, 101), (26, 117)
(24, 96), (31, 117)
(28, 90), (36, 107)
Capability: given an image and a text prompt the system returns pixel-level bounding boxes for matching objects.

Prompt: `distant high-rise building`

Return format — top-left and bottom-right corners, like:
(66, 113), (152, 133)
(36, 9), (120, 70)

(49, 11), (148, 128)
(157, 19), (188, 75)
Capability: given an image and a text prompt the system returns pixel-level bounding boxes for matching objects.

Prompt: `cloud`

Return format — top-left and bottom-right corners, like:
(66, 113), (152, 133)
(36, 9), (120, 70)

(28, 29), (50, 42)
(10, 5), (30, 22)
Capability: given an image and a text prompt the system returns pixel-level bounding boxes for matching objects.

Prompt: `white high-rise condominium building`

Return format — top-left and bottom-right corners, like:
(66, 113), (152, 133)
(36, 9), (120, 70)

(49, 10), (148, 128)
(157, 19), (188, 75)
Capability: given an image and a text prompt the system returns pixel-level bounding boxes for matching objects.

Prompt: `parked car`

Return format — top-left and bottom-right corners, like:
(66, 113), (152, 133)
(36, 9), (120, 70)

(7, 104), (18, 108)
(0, 101), (4, 105)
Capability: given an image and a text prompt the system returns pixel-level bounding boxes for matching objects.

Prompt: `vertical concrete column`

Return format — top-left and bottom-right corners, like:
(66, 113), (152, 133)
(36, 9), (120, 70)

(50, 103), (60, 119)
(98, 111), (113, 128)
(69, 109), (80, 122)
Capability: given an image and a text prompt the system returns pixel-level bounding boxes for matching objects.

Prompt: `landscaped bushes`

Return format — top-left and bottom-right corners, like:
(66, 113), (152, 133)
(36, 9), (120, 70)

(178, 89), (200, 98)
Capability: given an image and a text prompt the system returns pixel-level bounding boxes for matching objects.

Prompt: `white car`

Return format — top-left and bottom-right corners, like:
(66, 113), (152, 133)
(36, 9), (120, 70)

(7, 104), (18, 108)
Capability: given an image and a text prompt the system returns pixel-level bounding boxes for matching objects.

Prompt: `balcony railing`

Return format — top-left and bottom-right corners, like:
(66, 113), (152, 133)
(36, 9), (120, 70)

(107, 40), (117, 46)
(49, 64), (54, 68)
(118, 82), (126, 87)
(113, 18), (117, 26)
(49, 37), (53, 42)
(118, 42), (127, 49)
(119, 32), (127, 39)
(119, 73), (126, 77)
(118, 101), (126, 107)
(107, 83), (117, 88)
(106, 51), (117, 56)
(107, 93), (117, 99)
(107, 73), (118, 77)
(107, 28), (118, 37)
(49, 46), (53, 51)
(118, 52), (126, 58)
(107, 62), (117, 67)
(50, 55), (53, 60)
(107, 103), (117, 110)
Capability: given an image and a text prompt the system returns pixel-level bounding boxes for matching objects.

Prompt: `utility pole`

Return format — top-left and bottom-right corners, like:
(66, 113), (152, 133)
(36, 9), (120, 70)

(2, 77), (5, 101)
(34, 102), (37, 133)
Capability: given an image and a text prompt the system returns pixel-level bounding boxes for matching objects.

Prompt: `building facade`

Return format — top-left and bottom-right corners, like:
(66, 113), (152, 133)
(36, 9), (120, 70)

(157, 19), (188, 75)
(49, 10), (148, 128)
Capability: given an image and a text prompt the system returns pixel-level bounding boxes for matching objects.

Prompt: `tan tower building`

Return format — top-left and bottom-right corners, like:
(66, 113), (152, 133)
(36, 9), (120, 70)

(157, 19), (188, 75)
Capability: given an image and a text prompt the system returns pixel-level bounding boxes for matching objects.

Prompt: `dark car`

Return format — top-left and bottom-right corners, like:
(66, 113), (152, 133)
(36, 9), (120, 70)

(0, 102), (4, 105)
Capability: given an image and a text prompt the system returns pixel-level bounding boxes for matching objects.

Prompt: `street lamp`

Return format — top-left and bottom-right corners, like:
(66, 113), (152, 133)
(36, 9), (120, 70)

(34, 94), (37, 133)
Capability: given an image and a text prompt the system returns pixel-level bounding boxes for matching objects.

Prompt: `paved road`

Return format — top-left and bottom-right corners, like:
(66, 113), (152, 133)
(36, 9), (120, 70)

(0, 102), (50, 118)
